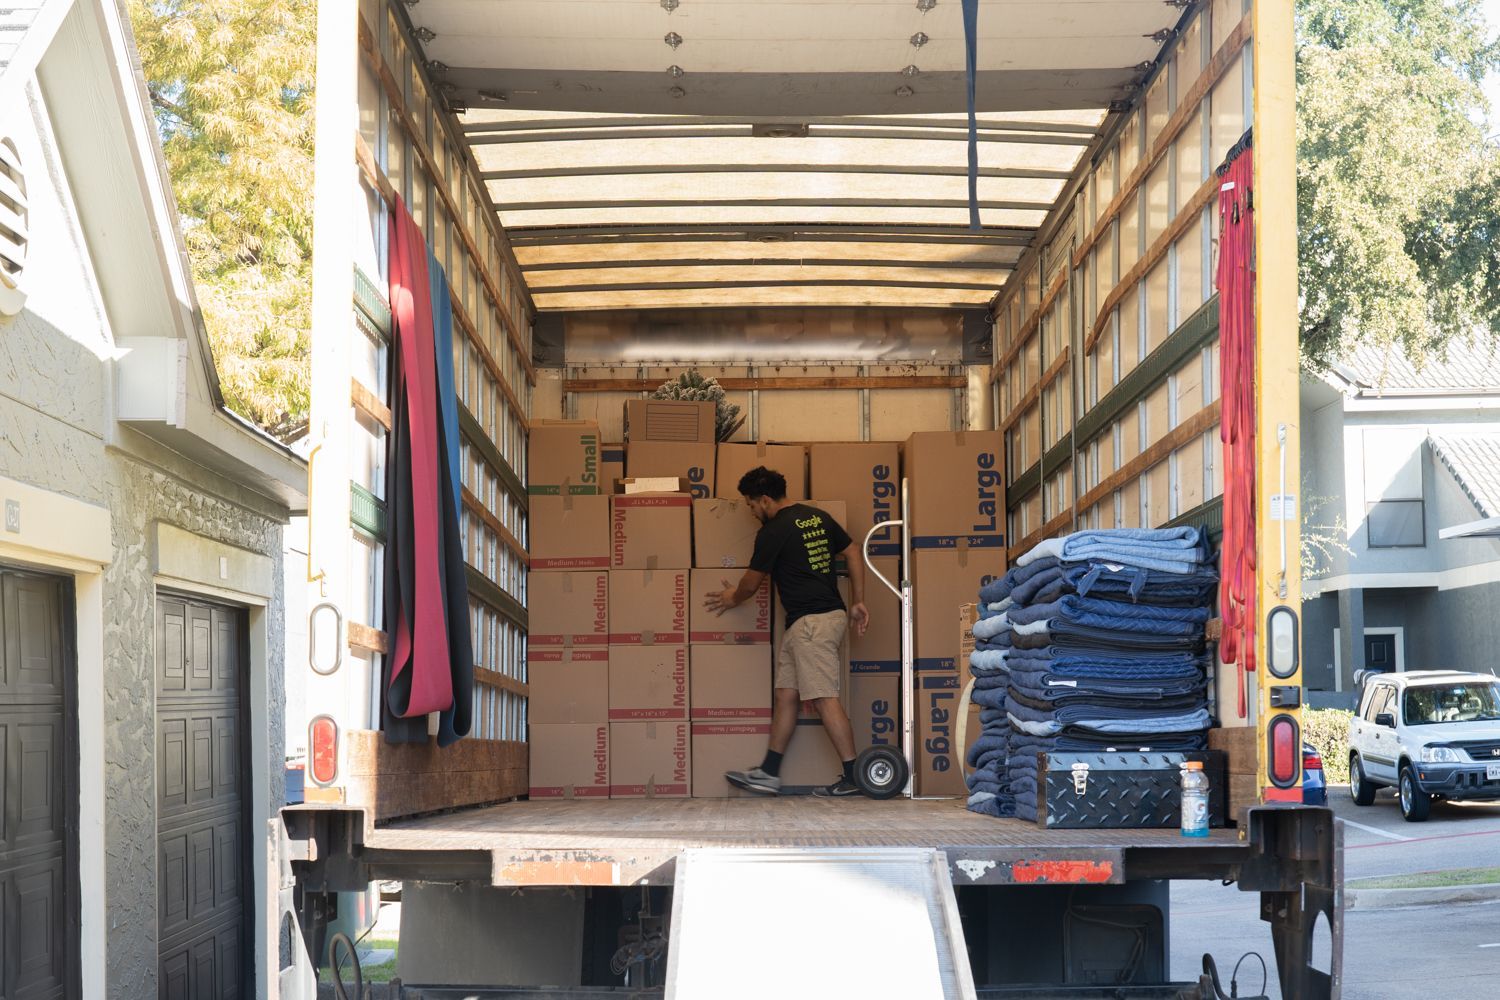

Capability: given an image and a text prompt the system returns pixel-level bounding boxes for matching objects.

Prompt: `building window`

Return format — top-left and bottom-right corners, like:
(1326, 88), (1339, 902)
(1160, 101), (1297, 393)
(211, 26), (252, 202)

(1367, 499), (1425, 548)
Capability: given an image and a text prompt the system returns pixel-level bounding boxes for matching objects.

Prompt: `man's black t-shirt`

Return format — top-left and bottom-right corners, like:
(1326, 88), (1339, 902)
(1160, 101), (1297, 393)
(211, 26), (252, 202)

(750, 503), (853, 628)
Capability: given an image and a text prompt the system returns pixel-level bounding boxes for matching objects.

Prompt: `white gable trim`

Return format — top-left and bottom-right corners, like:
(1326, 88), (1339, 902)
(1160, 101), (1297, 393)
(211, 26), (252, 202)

(0, 0), (76, 108)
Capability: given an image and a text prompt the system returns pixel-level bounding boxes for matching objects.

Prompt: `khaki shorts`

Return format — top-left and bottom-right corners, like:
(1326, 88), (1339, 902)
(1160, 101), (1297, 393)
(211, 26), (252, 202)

(775, 609), (847, 700)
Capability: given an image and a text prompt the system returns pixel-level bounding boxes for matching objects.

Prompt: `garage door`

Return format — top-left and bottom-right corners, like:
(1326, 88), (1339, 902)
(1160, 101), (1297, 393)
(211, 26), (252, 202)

(0, 565), (77, 999)
(156, 595), (248, 999)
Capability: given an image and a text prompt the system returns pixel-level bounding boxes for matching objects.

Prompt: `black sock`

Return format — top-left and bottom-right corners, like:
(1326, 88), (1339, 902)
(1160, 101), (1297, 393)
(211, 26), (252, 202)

(761, 749), (784, 777)
(842, 758), (856, 783)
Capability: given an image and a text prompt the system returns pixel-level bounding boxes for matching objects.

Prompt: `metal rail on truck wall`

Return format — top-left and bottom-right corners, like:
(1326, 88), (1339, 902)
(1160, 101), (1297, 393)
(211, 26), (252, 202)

(862, 478), (915, 798)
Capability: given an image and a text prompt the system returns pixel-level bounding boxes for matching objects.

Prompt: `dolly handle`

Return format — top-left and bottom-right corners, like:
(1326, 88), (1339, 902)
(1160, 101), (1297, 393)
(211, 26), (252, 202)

(862, 521), (903, 599)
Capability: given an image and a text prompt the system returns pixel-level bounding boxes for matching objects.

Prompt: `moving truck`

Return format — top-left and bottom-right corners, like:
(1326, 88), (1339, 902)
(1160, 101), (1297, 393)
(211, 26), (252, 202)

(285, 1), (1340, 997)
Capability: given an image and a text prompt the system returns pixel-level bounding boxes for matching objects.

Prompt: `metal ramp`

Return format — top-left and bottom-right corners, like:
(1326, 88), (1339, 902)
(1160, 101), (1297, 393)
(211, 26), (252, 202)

(664, 847), (977, 1000)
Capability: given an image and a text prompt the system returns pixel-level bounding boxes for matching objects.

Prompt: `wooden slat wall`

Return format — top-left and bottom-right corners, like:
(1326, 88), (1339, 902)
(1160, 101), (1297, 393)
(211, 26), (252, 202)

(991, 2), (1250, 547)
(345, 730), (529, 822)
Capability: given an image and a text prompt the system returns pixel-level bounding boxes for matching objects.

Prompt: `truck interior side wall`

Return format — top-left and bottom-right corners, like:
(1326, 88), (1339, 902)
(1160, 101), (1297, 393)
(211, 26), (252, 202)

(991, 0), (1252, 725)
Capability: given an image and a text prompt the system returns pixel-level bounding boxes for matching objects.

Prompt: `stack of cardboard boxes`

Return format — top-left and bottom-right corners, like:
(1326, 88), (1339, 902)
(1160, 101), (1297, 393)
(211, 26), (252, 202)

(526, 412), (1000, 800)
(906, 431), (1006, 796)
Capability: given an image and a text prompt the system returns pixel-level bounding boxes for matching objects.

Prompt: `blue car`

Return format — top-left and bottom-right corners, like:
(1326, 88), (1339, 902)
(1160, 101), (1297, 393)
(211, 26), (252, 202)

(1302, 744), (1327, 805)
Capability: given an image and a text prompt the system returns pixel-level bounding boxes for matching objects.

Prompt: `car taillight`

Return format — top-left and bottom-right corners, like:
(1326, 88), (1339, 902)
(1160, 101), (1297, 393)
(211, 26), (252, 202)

(1268, 715), (1300, 788)
(1303, 751), (1322, 772)
(309, 715), (339, 786)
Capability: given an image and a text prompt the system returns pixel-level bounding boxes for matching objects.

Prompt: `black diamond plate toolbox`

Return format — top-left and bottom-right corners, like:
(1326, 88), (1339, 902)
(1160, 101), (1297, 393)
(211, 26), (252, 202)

(1037, 751), (1228, 829)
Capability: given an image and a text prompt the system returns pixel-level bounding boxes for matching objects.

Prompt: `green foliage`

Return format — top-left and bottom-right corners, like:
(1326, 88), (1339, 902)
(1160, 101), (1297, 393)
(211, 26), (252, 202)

(1303, 707), (1355, 784)
(1297, 0), (1500, 372)
(650, 370), (747, 442)
(127, 0), (314, 440)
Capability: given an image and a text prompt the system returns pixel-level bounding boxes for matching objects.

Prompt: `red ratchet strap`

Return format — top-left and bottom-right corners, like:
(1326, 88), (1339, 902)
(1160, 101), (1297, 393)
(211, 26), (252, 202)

(387, 198), (455, 717)
(1215, 145), (1256, 719)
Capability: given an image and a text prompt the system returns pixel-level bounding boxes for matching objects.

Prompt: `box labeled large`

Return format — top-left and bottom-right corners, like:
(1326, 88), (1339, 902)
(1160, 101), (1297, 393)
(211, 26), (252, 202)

(691, 722), (769, 798)
(609, 721), (691, 798)
(849, 671), (900, 752)
(808, 443), (902, 556)
(849, 555), (900, 675)
(528, 420), (603, 495)
(529, 723), (609, 798)
(916, 671), (965, 797)
(624, 399), (716, 443)
(716, 443), (807, 500)
(527, 570), (609, 648)
(689, 569), (771, 643)
(608, 569), (689, 646)
(528, 648), (609, 725)
(610, 493), (692, 569)
(911, 549), (1003, 675)
(904, 431), (1005, 546)
(609, 645), (689, 721)
(530, 495), (610, 570)
(626, 441), (715, 500)
(690, 644), (771, 721)
(692, 498), (761, 568)
(601, 442), (626, 492)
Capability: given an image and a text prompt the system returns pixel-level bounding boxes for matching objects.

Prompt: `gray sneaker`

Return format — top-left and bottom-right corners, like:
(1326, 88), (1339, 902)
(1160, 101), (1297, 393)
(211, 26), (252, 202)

(725, 767), (782, 795)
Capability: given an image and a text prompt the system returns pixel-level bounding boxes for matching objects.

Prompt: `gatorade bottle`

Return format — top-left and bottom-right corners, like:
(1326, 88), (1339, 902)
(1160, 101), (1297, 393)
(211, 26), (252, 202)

(1181, 761), (1210, 838)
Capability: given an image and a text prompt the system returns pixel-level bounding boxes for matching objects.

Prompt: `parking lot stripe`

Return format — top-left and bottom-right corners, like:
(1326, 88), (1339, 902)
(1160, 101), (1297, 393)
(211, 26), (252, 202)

(1340, 818), (1413, 842)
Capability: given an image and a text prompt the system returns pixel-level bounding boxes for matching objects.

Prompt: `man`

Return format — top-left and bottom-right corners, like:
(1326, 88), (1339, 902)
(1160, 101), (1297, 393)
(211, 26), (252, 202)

(705, 466), (870, 797)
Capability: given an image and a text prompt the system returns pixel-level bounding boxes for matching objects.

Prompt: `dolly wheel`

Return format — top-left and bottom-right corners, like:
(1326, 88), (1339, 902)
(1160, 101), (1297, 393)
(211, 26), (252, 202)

(854, 746), (909, 799)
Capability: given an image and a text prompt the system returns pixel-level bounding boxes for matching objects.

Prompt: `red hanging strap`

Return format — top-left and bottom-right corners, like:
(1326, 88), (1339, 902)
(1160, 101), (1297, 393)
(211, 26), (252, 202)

(1215, 147), (1257, 719)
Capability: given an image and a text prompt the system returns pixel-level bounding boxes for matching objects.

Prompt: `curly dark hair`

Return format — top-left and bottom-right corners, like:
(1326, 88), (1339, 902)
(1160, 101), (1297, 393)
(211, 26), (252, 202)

(737, 466), (787, 501)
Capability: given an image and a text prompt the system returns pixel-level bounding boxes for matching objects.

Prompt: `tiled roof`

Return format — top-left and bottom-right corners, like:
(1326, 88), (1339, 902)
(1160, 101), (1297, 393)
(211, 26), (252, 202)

(1429, 435), (1500, 519)
(1333, 338), (1500, 394)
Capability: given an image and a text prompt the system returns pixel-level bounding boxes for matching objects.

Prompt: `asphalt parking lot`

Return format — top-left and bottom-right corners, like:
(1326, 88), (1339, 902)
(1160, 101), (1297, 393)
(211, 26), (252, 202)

(1169, 789), (1500, 998)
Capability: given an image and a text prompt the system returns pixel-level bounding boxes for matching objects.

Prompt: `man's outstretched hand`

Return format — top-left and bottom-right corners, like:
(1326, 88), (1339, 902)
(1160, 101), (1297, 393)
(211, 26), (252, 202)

(704, 580), (736, 617)
(849, 602), (870, 636)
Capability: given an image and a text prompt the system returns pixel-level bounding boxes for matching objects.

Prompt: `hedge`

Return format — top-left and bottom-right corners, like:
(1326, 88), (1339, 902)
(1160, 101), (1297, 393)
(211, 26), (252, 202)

(1303, 708), (1354, 784)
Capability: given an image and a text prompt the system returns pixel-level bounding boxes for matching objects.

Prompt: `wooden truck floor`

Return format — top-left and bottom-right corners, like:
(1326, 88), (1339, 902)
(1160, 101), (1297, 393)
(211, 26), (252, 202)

(350, 797), (1251, 888)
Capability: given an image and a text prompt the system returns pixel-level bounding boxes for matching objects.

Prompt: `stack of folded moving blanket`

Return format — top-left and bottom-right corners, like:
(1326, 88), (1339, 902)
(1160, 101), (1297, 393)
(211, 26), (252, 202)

(964, 527), (1219, 822)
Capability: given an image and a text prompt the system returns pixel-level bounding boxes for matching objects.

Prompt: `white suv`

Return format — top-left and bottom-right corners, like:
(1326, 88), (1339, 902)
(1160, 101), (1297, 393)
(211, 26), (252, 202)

(1348, 670), (1500, 822)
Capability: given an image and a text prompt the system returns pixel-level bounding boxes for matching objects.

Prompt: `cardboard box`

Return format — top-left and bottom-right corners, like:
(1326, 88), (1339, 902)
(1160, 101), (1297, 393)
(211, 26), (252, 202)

(690, 644), (771, 721)
(608, 645), (689, 721)
(904, 430), (1005, 545)
(528, 420), (604, 495)
(625, 399), (716, 444)
(526, 570), (609, 649)
(911, 549), (1004, 676)
(529, 723), (609, 798)
(601, 442), (626, 491)
(849, 672), (901, 752)
(716, 443), (808, 500)
(530, 495), (610, 570)
(692, 498), (761, 569)
(609, 721), (691, 798)
(916, 670), (966, 797)
(690, 569), (771, 643)
(808, 442), (902, 555)
(610, 493), (693, 570)
(781, 717), (845, 793)
(626, 441), (715, 500)
(608, 569), (689, 646)
(691, 722), (769, 797)
(528, 648), (610, 725)
(849, 555), (900, 673)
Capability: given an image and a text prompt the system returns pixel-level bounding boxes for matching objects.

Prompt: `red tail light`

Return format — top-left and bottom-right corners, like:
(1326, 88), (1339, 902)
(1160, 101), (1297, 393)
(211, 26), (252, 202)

(1303, 751), (1323, 772)
(1268, 715), (1300, 788)
(309, 715), (339, 786)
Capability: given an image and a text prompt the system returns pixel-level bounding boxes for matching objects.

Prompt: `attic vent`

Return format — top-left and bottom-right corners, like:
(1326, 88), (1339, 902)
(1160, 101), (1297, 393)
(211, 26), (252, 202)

(0, 138), (28, 316)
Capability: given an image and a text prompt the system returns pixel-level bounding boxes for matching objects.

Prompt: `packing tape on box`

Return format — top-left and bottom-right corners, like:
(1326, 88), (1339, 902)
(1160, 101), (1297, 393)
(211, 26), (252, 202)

(756, 442), (768, 457)
(641, 629), (657, 645)
(646, 555), (659, 570)
(562, 574), (574, 593)
(562, 481), (574, 511)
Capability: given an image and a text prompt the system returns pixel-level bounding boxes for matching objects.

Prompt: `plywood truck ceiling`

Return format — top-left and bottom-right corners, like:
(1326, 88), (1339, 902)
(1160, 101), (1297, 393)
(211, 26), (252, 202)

(415, 0), (1183, 310)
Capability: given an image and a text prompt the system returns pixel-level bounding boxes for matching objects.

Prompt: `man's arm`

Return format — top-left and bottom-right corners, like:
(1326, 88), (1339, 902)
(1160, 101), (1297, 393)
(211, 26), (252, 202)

(841, 541), (870, 636)
(705, 569), (768, 615)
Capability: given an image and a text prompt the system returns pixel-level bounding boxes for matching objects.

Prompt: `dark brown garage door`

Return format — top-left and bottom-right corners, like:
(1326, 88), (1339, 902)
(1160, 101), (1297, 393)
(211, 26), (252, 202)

(156, 594), (249, 1000)
(0, 565), (77, 999)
